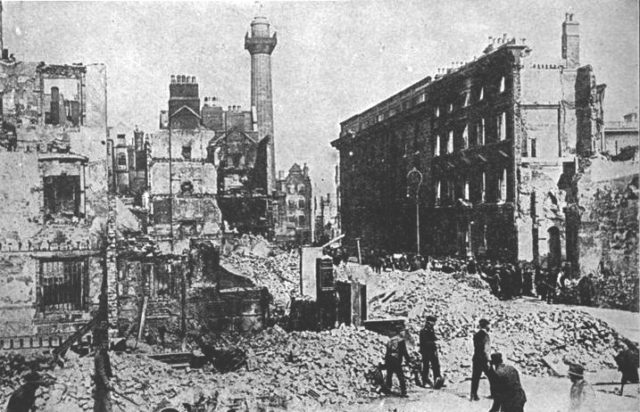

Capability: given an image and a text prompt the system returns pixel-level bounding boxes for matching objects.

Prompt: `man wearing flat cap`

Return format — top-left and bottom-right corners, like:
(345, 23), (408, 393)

(486, 353), (527, 412)
(6, 370), (50, 412)
(419, 315), (442, 388)
(567, 363), (596, 412)
(470, 318), (492, 401)
(384, 326), (412, 397)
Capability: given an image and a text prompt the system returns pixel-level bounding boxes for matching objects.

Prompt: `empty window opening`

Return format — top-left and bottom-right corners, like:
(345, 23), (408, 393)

(298, 215), (306, 226)
(182, 144), (192, 160)
(435, 180), (442, 204)
(477, 119), (485, 145)
(499, 112), (507, 140)
(435, 106), (440, 118)
(44, 78), (82, 126)
(479, 87), (484, 101)
(180, 181), (194, 195)
(448, 103), (453, 113)
(462, 126), (469, 149)
(499, 76), (506, 93)
(447, 130), (454, 153)
(117, 153), (127, 167)
(44, 175), (82, 217)
(298, 199), (305, 208)
(39, 258), (87, 312)
(464, 91), (471, 107)
(481, 172), (486, 202)
(434, 135), (441, 156)
(464, 179), (470, 200)
(498, 169), (507, 202)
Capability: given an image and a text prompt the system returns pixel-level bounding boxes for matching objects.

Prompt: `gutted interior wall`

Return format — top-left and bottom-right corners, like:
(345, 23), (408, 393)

(0, 61), (108, 341)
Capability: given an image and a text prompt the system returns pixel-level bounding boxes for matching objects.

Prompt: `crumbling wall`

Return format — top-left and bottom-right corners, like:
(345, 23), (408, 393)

(516, 164), (567, 264)
(573, 157), (639, 310)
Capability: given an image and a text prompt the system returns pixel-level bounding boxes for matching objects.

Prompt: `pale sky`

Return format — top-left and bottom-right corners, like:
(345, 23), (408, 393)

(4, 0), (639, 197)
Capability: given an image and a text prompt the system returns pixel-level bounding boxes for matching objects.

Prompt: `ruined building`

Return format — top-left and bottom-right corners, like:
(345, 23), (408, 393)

(0, 37), (110, 347)
(333, 14), (606, 271)
(604, 112), (638, 161)
(274, 164), (313, 245)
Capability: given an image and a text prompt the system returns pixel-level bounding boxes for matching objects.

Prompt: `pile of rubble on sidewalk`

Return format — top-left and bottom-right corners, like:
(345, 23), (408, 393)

(222, 248), (300, 307)
(0, 325), (388, 411)
(353, 267), (627, 383)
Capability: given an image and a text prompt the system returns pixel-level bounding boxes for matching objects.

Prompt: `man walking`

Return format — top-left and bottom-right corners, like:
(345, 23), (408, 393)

(486, 353), (527, 412)
(384, 326), (412, 397)
(470, 318), (491, 401)
(567, 363), (596, 412)
(419, 315), (442, 389)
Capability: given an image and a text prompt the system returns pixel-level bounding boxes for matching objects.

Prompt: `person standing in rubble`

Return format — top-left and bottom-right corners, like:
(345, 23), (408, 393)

(614, 341), (639, 396)
(470, 318), (491, 401)
(567, 363), (596, 412)
(419, 315), (443, 388)
(384, 326), (412, 397)
(6, 370), (49, 412)
(93, 346), (114, 412)
(486, 353), (527, 412)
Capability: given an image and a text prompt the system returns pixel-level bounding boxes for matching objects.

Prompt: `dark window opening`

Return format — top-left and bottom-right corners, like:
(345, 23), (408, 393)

(180, 181), (194, 196)
(182, 144), (192, 160)
(298, 199), (305, 208)
(39, 258), (87, 312)
(299, 215), (306, 226)
(117, 153), (127, 167)
(153, 198), (172, 224)
(44, 175), (81, 217)
(151, 262), (179, 298)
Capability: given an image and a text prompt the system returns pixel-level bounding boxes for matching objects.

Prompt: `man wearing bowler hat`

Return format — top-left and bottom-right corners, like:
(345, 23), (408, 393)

(486, 353), (527, 412)
(567, 363), (596, 412)
(470, 318), (492, 401)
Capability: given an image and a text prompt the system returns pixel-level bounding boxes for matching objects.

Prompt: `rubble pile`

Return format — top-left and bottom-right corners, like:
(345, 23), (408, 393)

(360, 268), (626, 382)
(222, 251), (300, 306)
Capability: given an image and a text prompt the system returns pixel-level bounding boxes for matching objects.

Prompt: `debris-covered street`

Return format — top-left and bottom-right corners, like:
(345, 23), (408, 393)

(0, 1), (638, 411)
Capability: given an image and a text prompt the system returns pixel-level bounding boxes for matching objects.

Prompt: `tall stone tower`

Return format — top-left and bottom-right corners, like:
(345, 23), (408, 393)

(245, 16), (277, 194)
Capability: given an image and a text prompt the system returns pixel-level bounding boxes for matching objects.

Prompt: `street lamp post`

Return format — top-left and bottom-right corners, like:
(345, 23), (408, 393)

(406, 167), (423, 255)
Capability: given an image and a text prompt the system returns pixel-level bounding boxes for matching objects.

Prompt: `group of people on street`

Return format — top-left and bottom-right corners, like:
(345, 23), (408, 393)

(379, 316), (638, 411)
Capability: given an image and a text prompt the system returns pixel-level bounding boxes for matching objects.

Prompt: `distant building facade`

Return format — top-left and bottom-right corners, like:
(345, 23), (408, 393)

(604, 112), (638, 160)
(333, 14), (605, 270)
(274, 164), (312, 245)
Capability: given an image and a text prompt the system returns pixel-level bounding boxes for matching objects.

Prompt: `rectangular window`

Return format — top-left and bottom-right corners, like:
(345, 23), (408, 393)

(434, 135), (441, 156)
(498, 168), (507, 202)
(464, 91), (471, 107)
(499, 112), (507, 141)
(39, 258), (87, 312)
(500, 76), (506, 93)
(477, 119), (485, 146)
(464, 179), (470, 200)
(448, 103), (453, 113)
(153, 198), (172, 224)
(530, 137), (537, 158)
(479, 87), (484, 101)
(447, 130), (454, 153)
(151, 262), (179, 298)
(447, 178), (455, 201)
(481, 172), (486, 203)
(435, 106), (440, 118)
(435, 180), (441, 205)
(462, 126), (469, 149)
(44, 175), (82, 217)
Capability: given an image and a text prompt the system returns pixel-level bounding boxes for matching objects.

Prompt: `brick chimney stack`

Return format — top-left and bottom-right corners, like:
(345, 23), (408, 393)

(562, 12), (580, 69)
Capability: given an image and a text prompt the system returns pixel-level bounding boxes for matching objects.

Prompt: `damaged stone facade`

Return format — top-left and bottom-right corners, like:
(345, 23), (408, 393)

(0, 54), (109, 344)
(333, 14), (606, 269)
(274, 163), (313, 245)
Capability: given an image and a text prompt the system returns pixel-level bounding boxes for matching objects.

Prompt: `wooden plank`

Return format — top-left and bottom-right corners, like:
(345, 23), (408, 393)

(137, 296), (149, 344)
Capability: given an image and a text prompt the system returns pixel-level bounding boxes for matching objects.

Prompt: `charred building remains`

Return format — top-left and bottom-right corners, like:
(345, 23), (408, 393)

(0, 45), (110, 347)
(333, 14), (606, 271)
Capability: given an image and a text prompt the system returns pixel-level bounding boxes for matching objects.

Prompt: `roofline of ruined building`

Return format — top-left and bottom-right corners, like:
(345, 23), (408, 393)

(0, 58), (89, 74)
(331, 43), (530, 148)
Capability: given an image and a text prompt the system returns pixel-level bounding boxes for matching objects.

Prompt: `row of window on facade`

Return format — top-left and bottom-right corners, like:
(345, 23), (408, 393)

(288, 214), (307, 226)
(434, 168), (508, 206)
(371, 76), (508, 126)
(433, 112), (508, 156)
(287, 198), (306, 209)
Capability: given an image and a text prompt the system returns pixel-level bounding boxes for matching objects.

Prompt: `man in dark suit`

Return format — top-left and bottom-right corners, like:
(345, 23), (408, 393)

(6, 371), (49, 412)
(385, 326), (412, 397)
(419, 315), (442, 388)
(486, 353), (527, 412)
(470, 318), (491, 401)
